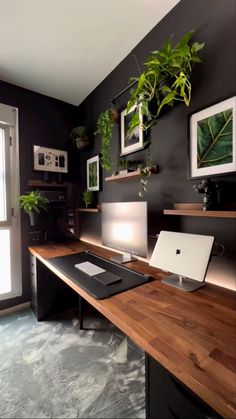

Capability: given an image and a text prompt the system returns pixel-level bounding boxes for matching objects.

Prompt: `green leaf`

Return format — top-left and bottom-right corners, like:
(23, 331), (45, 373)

(191, 42), (205, 53)
(158, 92), (176, 115)
(197, 108), (233, 168)
(175, 30), (194, 48)
(127, 111), (140, 135)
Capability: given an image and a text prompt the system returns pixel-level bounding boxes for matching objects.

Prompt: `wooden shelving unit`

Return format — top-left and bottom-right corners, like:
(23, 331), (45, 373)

(28, 180), (70, 188)
(163, 203), (236, 219)
(105, 166), (158, 182)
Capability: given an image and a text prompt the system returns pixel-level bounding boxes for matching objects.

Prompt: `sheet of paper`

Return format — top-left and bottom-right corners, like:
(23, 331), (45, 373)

(74, 261), (105, 276)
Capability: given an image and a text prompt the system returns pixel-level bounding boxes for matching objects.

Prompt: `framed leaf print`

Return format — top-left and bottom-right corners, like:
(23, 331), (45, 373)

(120, 104), (143, 156)
(87, 155), (100, 191)
(190, 97), (236, 178)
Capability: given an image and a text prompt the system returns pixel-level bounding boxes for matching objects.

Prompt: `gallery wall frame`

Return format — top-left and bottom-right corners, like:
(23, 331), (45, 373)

(33, 145), (68, 173)
(189, 96), (236, 179)
(87, 155), (100, 191)
(120, 104), (144, 156)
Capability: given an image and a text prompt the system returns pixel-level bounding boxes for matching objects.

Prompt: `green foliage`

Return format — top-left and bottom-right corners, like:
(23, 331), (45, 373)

(126, 30), (204, 133)
(89, 161), (98, 187)
(137, 165), (152, 198)
(19, 191), (49, 214)
(70, 126), (90, 151)
(95, 109), (115, 171)
(197, 109), (233, 168)
(70, 126), (87, 139)
(83, 189), (94, 206)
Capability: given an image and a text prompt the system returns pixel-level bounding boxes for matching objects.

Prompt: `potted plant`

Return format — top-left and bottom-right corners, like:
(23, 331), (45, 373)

(95, 107), (119, 171)
(70, 126), (90, 151)
(19, 190), (49, 226)
(112, 158), (130, 176)
(83, 189), (94, 208)
(126, 30), (204, 134)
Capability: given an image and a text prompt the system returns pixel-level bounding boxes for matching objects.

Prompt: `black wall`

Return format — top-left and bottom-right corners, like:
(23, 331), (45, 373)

(0, 81), (77, 310)
(77, 0), (236, 289)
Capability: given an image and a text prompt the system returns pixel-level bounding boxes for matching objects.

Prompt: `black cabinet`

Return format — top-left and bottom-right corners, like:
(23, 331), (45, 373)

(30, 256), (79, 321)
(27, 181), (76, 245)
(146, 354), (222, 419)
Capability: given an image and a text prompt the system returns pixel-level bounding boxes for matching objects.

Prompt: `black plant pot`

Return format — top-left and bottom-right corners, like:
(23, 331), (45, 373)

(29, 212), (38, 227)
(73, 136), (90, 151)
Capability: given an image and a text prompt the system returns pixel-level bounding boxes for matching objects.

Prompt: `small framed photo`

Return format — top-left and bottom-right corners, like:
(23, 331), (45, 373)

(120, 104), (143, 156)
(87, 155), (100, 191)
(190, 96), (236, 178)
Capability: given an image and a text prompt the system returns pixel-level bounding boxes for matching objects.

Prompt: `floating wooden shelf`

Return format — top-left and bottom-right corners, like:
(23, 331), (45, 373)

(105, 166), (158, 182)
(28, 180), (70, 188)
(77, 206), (100, 213)
(164, 203), (236, 218)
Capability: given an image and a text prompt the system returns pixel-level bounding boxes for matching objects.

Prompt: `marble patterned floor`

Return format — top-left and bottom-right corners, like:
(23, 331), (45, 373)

(0, 308), (145, 419)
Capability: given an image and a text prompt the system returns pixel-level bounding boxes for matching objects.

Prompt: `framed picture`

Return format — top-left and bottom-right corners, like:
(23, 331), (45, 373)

(189, 96), (236, 178)
(33, 145), (68, 173)
(87, 155), (100, 191)
(120, 104), (143, 156)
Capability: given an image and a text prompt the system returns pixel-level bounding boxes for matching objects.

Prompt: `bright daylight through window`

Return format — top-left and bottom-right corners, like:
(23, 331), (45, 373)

(0, 128), (11, 294)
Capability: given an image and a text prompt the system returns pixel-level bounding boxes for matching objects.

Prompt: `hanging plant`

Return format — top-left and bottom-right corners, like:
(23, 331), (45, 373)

(70, 126), (90, 151)
(95, 108), (119, 171)
(126, 30), (205, 134)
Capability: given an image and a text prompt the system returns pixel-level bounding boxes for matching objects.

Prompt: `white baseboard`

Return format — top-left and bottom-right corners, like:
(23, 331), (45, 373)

(0, 302), (30, 317)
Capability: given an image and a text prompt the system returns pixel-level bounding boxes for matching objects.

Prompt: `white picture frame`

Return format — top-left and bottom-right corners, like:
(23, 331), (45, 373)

(33, 145), (68, 173)
(87, 155), (100, 191)
(120, 104), (143, 156)
(190, 96), (236, 178)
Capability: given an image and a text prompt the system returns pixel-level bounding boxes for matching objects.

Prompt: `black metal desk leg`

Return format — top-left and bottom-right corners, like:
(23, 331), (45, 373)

(79, 295), (84, 330)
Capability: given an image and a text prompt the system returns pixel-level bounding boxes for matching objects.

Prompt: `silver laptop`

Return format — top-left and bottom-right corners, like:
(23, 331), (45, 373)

(149, 231), (214, 291)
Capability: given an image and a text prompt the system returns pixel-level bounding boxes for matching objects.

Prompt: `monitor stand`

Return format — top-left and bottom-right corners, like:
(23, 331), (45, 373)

(162, 275), (205, 292)
(110, 252), (137, 264)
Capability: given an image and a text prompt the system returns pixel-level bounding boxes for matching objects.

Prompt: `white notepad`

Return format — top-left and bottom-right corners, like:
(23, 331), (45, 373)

(74, 261), (105, 276)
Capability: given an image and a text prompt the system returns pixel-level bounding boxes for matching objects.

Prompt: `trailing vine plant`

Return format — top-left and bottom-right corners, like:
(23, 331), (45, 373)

(95, 108), (118, 171)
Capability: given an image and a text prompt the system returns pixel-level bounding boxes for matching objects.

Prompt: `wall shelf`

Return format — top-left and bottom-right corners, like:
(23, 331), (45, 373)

(105, 166), (158, 182)
(28, 180), (70, 188)
(77, 206), (101, 213)
(163, 203), (236, 219)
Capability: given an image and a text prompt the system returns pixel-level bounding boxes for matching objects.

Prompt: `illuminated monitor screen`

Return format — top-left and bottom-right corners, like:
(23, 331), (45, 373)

(102, 201), (147, 258)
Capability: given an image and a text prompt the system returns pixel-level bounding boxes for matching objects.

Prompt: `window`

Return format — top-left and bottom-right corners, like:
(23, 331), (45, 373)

(0, 103), (21, 300)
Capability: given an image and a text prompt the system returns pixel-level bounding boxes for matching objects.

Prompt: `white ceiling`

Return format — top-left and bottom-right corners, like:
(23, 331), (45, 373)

(0, 0), (179, 106)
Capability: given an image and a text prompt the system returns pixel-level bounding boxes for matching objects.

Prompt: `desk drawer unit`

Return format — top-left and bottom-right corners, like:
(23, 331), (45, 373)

(30, 256), (80, 321)
(146, 354), (222, 419)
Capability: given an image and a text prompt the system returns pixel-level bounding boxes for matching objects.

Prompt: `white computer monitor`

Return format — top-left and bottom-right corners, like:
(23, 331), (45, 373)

(149, 231), (214, 291)
(102, 201), (147, 264)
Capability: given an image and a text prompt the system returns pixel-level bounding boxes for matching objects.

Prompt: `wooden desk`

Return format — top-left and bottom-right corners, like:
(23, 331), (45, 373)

(29, 240), (236, 419)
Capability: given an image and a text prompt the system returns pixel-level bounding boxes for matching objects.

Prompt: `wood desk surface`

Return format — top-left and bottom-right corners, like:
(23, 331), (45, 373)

(29, 241), (236, 418)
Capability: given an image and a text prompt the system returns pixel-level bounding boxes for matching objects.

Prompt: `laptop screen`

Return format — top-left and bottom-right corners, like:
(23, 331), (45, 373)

(149, 231), (214, 283)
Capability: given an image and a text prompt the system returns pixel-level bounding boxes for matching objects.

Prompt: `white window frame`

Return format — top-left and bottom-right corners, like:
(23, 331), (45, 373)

(0, 103), (22, 300)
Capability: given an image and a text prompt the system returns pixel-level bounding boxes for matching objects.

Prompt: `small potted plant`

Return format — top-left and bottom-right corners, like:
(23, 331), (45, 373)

(70, 126), (90, 151)
(112, 158), (130, 176)
(95, 107), (119, 171)
(19, 190), (49, 226)
(83, 189), (94, 208)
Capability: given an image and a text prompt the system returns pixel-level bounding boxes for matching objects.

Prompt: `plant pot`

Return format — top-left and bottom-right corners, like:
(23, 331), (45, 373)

(73, 136), (90, 151)
(110, 108), (119, 123)
(29, 212), (38, 227)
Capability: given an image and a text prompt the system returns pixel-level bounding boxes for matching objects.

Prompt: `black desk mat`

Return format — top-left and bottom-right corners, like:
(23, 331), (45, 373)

(48, 251), (150, 299)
